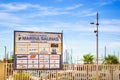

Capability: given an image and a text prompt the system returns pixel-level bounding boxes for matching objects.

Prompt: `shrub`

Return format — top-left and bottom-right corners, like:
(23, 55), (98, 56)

(58, 78), (68, 80)
(14, 72), (32, 80)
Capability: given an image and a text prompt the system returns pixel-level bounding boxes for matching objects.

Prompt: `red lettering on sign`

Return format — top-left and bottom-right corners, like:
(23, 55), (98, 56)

(30, 54), (36, 58)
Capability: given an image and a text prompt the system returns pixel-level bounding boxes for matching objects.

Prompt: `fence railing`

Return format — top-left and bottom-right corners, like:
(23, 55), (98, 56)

(1, 63), (120, 80)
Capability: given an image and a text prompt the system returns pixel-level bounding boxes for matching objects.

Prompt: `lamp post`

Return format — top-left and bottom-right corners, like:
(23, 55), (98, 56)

(90, 12), (99, 80)
(90, 12), (99, 64)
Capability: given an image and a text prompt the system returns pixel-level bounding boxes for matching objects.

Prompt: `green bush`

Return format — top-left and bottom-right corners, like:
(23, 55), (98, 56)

(58, 78), (68, 80)
(14, 72), (32, 80)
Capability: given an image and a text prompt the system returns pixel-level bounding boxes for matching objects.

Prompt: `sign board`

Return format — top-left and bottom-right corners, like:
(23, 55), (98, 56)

(14, 31), (63, 70)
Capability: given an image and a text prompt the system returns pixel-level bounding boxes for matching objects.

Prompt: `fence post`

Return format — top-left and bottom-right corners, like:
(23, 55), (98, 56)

(87, 65), (88, 80)
(111, 66), (113, 80)
(0, 63), (5, 80)
(56, 70), (58, 80)
(96, 64), (99, 80)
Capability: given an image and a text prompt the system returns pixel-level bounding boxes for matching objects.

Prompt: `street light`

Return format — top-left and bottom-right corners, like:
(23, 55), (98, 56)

(90, 12), (99, 64)
(90, 12), (99, 80)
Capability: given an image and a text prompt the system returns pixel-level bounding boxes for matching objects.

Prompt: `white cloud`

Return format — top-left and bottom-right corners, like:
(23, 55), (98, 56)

(0, 12), (22, 21)
(99, 1), (112, 6)
(65, 4), (83, 10)
(72, 9), (97, 17)
(0, 3), (70, 19)
(0, 12), (120, 33)
(16, 26), (50, 32)
(0, 3), (29, 11)
(99, 19), (120, 32)
(97, 0), (120, 6)
(96, 0), (118, 6)
(0, 3), (120, 33)
(100, 19), (120, 25)
(100, 27), (120, 32)
(0, 3), (85, 18)
(109, 42), (120, 48)
(0, 3), (50, 12)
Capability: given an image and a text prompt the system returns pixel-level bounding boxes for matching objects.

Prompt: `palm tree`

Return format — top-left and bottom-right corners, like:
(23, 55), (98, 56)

(83, 53), (94, 64)
(103, 54), (119, 64)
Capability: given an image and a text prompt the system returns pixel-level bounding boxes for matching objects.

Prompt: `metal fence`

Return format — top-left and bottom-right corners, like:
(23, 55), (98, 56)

(1, 63), (120, 80)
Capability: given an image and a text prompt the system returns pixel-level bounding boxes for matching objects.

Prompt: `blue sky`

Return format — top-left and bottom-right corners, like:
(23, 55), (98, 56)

(0, 0), (120, 63)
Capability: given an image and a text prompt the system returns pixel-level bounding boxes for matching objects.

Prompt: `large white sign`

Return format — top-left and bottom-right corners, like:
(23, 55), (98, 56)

(14, 31), (63, 70)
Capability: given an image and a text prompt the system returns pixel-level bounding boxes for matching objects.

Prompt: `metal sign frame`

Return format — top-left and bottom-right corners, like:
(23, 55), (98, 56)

(14, 31), (63, 70)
